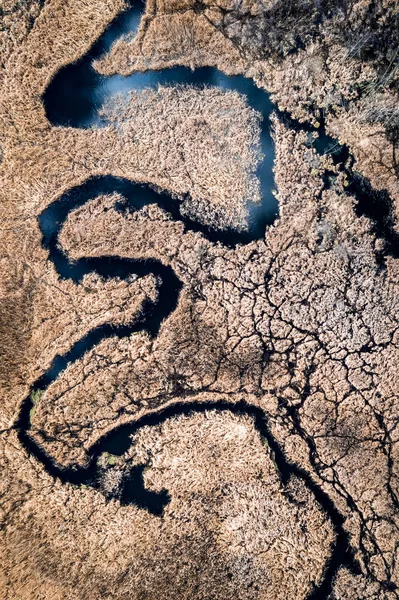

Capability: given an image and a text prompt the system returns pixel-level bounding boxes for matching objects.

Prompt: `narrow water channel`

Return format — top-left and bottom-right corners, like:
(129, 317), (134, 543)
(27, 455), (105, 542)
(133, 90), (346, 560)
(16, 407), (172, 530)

(16, 0), (395, 597)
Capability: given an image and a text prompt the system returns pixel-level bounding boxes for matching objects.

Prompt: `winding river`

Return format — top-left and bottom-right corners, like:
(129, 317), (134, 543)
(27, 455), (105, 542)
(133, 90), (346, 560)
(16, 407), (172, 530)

(16, 0), (399, 596)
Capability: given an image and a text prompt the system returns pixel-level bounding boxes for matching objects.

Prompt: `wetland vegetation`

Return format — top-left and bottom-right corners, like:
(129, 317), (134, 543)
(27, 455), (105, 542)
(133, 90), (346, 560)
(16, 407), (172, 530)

(2, 0), (399, 599)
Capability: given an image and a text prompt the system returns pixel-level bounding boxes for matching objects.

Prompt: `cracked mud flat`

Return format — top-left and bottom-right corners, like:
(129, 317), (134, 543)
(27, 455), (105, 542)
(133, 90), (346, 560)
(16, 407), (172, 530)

(1, 0), (399, 599)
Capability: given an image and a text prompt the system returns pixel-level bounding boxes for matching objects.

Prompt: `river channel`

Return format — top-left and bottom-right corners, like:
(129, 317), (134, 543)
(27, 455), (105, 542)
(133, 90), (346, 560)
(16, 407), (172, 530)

(17, 1), (394, 596)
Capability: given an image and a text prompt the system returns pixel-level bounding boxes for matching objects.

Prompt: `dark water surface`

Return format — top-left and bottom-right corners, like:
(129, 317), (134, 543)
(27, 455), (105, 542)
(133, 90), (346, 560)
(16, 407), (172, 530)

(43, 0), (399, 254)
(16, 0), (398, 596)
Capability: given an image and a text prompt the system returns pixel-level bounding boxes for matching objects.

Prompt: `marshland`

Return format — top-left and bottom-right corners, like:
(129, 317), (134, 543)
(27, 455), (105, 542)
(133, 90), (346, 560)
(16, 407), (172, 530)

(1, 0), (399, 599)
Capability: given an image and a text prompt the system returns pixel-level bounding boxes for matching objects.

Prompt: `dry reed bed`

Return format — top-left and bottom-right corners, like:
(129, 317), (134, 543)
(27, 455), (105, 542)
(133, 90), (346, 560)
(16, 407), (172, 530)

(1, 411), (334, 600)
(0, 37), (261, 426)
(1, 1), (399, 599)
(95, 0), (399, 221)
(28, 120), (399, 597)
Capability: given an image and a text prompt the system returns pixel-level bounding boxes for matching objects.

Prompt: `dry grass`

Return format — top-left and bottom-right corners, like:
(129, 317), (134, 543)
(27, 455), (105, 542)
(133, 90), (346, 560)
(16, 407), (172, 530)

(0, 4), (262, 426)
(1, 0), (399, 599)
(1, 412), (334, 600)
(95, 8), (245, 75)
(100, 86), (262, 230)
(24, 118), (399, 596)
(0, 0), (44, 84)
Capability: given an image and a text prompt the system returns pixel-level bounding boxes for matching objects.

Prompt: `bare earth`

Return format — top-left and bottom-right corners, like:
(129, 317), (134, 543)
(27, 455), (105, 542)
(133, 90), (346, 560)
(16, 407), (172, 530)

(1, 1), (399, 599)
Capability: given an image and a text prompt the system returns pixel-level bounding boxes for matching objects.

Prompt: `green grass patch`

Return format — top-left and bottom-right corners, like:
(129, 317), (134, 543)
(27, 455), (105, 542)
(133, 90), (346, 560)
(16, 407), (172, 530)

(30, 389), (44, 405)
(29, 389), (44, 420)
(100, 452), (119, 467)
